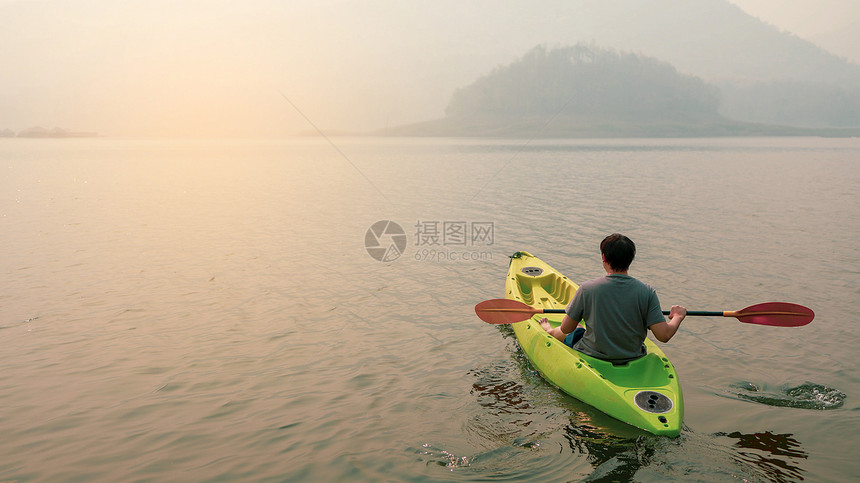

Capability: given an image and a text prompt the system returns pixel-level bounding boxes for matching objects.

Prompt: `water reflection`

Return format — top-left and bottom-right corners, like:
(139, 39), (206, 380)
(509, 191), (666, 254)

(467, 360), (543, 446)
(716, 431), (808, 482)
(471, 371), (531, 416)
(559, 426), (809, 482)
(562, 424), (658, 482)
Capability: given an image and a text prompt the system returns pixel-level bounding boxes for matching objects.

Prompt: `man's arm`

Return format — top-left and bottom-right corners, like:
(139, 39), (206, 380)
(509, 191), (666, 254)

(539, 314), (581, 341)
(649, 305), (687, 343)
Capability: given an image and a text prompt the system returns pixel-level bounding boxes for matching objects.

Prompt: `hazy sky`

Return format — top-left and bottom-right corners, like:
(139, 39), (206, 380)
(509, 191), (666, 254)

(1, 0), (857, 137)
(729, 0), (857, 37)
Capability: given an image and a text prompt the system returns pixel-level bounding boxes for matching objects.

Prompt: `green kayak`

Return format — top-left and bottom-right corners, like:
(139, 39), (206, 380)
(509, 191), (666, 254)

(505, 251), (683, 437)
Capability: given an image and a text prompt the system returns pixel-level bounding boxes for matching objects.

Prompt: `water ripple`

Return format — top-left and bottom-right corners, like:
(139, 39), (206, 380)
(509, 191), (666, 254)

(719, 381), (846, 410)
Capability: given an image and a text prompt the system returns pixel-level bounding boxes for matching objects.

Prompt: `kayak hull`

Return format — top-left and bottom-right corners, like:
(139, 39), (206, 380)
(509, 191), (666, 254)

(505, 251), (683, 437)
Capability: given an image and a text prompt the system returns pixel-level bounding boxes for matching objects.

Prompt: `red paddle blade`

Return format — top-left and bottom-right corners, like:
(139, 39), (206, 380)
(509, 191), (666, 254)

(734, 302), (815, 327)
(475, 299), (538, 324)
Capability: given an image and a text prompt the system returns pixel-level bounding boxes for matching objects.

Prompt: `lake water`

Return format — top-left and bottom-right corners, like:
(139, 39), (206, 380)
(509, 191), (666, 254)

(1, 136), (858, 481)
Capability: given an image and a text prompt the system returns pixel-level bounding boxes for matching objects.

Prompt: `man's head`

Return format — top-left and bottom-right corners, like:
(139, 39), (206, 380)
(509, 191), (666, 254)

(600, 233), (636, 272)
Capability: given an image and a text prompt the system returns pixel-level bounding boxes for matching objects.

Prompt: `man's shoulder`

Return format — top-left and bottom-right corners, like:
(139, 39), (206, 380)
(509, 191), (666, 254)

(579, 276), (610, 290)
(623, 275), (656, 292)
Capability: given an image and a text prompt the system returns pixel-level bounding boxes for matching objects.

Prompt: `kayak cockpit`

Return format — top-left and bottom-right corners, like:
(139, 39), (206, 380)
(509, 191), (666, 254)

(575, 350), (678, 389)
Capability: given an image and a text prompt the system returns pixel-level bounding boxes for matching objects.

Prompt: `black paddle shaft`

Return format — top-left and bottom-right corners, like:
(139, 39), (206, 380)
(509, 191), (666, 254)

(543, 309), (723, 316)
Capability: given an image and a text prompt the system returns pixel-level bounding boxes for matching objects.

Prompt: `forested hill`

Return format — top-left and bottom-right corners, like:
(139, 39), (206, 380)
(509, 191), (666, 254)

(445, 45), (720, 122)
(381, 44), (860, 138)
(381, 45), (739, 137)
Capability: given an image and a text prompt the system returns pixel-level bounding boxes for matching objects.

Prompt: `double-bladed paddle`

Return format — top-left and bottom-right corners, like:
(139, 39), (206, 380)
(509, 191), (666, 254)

(474, 298), (814, 327)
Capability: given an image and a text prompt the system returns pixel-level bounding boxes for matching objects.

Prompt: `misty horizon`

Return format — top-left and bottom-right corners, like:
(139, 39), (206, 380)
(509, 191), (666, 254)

(1, 0), (858, 137)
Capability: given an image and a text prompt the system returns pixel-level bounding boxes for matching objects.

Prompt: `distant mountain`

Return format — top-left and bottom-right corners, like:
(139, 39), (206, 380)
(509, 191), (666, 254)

(386, 0), (860, 132)
(426, 0), (860, 87)
(16, 126), (98, 138)
(445, 45), (720, 122)
(720, 81), (860, 128)
(380, 44), (860, 138)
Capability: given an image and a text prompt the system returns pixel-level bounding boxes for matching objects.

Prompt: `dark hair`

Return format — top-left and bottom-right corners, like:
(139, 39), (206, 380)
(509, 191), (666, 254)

(600, 233), (636, 272)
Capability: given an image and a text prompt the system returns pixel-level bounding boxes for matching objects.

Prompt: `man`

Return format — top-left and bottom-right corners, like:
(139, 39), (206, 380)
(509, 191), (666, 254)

(539, 233), (686, 363)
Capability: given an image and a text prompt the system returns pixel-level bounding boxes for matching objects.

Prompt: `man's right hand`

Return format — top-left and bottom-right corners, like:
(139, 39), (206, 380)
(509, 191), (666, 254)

(669, 305), (687, 321)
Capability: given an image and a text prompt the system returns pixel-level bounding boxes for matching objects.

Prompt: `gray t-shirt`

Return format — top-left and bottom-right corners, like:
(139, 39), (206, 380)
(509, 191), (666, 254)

(566, 274), (666, 362)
